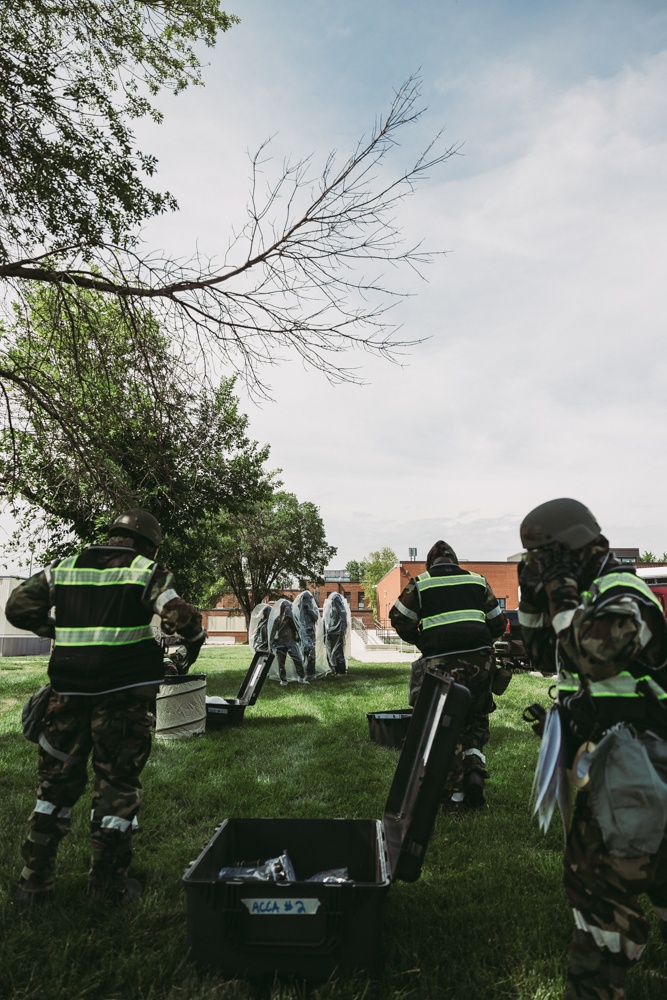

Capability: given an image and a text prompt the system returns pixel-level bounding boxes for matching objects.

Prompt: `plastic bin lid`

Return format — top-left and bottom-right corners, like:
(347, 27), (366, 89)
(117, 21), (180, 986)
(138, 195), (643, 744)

(381, 666), (470, 884)
(235, 651), (274, 706)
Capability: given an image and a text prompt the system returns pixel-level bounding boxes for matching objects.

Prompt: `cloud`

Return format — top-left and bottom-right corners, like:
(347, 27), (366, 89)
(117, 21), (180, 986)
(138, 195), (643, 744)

(20, 5), (662, 571)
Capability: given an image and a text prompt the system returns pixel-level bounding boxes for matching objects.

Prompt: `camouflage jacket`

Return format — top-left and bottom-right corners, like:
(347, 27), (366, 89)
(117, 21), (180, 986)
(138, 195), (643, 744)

(519, 556), (667, 739)
(390, 557), (507, 657)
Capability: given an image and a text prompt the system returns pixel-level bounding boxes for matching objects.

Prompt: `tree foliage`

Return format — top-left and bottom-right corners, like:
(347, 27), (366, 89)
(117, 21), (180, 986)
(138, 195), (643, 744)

(208, 492), (337, 624)
(639, 551), (667, 564)
(0, 1), (238, 262)
(345, 559), (366, 583)
(0, 284), (271, 601)
(360, 547), (398, 619)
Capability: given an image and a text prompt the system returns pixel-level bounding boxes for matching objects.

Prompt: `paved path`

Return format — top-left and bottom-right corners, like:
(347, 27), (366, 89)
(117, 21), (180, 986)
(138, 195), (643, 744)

(350, 631), (416, 663)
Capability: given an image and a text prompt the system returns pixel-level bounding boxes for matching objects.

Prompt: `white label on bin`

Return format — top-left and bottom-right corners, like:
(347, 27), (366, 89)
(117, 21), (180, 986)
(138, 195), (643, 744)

(241, 897), (321, 916)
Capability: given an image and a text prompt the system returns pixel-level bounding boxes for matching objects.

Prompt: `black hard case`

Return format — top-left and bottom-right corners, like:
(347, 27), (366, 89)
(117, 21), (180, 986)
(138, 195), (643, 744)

(366, 708), (414, 749)
(205, 651), (274, 729)
(183, 665), (470, 981)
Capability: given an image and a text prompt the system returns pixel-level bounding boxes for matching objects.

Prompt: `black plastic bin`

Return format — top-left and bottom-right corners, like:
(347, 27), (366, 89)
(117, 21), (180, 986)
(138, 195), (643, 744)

(366, 709), (414, 748)
(183, 665), (470, 982)
(205, 651), (274, 730)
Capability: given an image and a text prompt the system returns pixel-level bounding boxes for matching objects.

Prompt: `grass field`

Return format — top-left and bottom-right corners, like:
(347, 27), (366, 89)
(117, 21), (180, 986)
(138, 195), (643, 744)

(1, 647), (666, 999)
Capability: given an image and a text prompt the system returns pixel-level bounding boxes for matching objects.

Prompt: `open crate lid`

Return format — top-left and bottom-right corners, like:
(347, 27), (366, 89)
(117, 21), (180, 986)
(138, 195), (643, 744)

(382, 664), (470, 883)
(235, 651), (275, 706)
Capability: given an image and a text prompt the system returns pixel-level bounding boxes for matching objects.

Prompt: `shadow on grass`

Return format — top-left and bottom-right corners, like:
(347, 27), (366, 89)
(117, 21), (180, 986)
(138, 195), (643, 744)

(208, 715), (321, 731)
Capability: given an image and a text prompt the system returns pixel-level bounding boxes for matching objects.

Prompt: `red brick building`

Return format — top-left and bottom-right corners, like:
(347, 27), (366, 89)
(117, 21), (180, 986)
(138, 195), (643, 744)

(375, 560), (521, 626)
(201, 574), (374, 643)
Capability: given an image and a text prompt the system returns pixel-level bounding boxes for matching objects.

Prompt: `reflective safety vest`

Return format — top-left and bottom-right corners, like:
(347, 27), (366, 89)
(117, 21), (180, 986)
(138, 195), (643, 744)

(557, 570), (667, 732)
(414, 567), (496, 657)
(47, 546), (164, 694)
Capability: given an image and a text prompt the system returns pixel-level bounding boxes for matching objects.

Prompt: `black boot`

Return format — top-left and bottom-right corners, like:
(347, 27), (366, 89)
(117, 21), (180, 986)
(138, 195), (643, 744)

(463, 770), (487, 808)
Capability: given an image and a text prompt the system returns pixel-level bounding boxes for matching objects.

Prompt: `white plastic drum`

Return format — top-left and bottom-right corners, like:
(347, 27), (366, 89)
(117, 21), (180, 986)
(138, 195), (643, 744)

(155, 673), (207, 739)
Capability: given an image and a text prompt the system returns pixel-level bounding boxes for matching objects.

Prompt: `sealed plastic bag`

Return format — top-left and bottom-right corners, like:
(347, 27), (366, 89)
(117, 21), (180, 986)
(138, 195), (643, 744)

(218, 851), (297, 883)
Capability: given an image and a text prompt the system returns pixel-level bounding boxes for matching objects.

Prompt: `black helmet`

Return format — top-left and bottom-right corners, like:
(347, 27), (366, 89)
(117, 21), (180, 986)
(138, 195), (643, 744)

(109, 509), (163, 548)
(520, 499), (601, 552)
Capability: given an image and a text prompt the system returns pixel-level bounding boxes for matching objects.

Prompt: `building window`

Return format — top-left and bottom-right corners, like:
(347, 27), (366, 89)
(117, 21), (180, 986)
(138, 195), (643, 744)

(344, 591), (351, 603)
(498, 598), (506, 609)
(358, 591), (365, 609)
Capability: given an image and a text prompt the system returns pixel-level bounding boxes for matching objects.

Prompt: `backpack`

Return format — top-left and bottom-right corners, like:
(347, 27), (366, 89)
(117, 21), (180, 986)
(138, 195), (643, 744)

(21, 684), (53, 743)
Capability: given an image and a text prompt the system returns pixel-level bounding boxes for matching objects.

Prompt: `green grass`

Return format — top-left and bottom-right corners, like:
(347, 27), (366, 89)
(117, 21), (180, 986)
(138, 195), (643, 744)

(1, 648), (666, 999)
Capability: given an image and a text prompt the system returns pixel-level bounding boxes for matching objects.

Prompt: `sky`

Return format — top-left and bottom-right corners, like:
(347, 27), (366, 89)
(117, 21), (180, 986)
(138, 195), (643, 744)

(6, 0), (667, 573)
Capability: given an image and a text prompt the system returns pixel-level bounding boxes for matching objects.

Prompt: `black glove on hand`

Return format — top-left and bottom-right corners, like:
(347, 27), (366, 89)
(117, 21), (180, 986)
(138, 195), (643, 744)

(517, 558), (546, 605)
(539, 542), (577, 584)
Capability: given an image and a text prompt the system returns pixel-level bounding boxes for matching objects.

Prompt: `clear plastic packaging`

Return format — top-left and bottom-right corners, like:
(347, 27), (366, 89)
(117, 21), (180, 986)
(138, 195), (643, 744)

(218, 851), (296, 883)
(306, 867), (352, 884)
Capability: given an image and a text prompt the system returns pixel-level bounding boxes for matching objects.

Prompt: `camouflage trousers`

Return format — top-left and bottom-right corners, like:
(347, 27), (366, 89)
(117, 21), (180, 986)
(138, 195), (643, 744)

(409, 651), (495, 795)
(20, 687), (153, 896)
(563, 790), (667, 999)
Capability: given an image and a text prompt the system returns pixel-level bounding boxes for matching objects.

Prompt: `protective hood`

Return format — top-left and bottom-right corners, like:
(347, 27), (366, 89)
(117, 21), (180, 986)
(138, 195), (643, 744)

(249, 603), (271, 652)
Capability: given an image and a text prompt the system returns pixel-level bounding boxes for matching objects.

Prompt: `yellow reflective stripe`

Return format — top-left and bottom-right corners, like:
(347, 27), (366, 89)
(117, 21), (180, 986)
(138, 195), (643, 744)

(51, 567), (154, 586)
(54, 626), (154, 646)
(422, 609), (486, 630)
(559, 672), (667, 700)
(594, 572), (662, 610)
(416, 573), (486, 591)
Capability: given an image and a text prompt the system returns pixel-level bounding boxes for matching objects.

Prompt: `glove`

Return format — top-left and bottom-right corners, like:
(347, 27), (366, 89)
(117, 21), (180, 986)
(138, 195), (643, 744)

(181, 628), (206, 670)
(539, 542), (578, 584)
(167, 646), (190, 675)
(517, 558), (546, 605)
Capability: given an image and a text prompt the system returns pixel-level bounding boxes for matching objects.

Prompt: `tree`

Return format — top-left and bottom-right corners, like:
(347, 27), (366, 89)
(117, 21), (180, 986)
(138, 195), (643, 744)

(1, 43), (459, 445)
(361, 547), (398, 619)
(0, 284), (271, 601)
(0, 1), (238, 263)
(208, 492), (337, 625)
(640, 551), (657, 564)
(345, 559), (367, 583)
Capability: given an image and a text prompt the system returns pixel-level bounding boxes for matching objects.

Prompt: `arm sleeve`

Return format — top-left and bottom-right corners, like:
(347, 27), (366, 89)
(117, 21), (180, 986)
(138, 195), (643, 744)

(483, 583), (507, 639)
(544, 574), (662, 682)
(4, 571), (55, 639)
(146, 565), (206, 642)
(389, 579), (421, 645)
(518, 596), (557, 674)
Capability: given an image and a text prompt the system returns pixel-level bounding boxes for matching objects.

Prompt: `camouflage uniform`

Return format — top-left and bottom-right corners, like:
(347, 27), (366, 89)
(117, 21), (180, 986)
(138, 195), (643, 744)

(409, 650), (496, 796)
(390, 555), (506, 803)
(7, 536), (205, 902)
(519, 544), (667, 999)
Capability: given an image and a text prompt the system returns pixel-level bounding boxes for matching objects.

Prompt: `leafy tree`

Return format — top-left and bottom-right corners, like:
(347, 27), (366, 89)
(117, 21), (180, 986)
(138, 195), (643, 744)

(640, 551), (657, 563)
(0, 284), (271, 601)
(0, 1), (238, 262)
(208, 492), (337, 625)
(345, 559), (367, 583)
(360, 547), (398, 618)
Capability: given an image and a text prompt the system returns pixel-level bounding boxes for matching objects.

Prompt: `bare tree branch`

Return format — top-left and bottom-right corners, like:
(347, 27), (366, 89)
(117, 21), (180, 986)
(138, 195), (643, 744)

(1, 77), (459, 396)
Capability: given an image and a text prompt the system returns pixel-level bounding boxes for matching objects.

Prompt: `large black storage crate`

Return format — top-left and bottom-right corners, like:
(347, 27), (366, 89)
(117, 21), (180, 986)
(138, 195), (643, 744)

(183, 665), (470, 982)
(206, 651), (274, 730)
